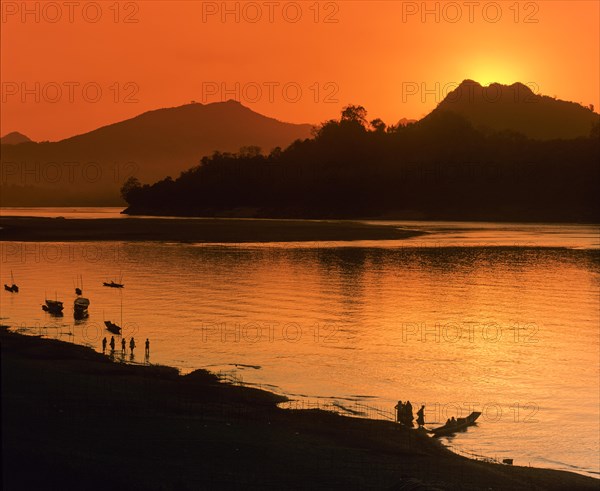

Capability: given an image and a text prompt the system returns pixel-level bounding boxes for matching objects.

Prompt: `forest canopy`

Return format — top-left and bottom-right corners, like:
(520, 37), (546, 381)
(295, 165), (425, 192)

(122, 105), (600, 222)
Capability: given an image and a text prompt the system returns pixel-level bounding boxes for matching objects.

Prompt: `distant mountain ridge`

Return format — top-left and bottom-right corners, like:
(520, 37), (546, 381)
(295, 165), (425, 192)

(0, 101), (313, 205)
(121, 101), (599, 222)
(2, 81), (599, 206)
(429, 80), (599, 140)
(0, 132), (32, 145)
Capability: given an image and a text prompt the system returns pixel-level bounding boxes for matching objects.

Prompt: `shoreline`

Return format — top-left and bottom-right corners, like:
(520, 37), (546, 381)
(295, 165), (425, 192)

(0, 216), (423, 243)
(2, 326), (598, 490)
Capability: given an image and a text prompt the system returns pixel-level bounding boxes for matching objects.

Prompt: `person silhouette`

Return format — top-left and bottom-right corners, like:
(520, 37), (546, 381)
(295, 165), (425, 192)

(109, 336), (115, 351)
(394, 400), (403, 423)
(145, 338), (150, 356)
(417, 405), (425, 428)
(102, 337), (107, 353)
(404, 400), (414, 427)
(129, 337), (136, 353)
(121, 337), (126, 352)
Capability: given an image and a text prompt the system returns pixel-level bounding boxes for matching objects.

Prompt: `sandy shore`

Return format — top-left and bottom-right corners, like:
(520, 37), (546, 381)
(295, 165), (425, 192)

(0, 216), (422, 243)
(2, 327), (597, 490)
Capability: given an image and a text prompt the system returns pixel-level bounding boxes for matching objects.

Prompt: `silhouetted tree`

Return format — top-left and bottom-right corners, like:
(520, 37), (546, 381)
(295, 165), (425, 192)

(122, 105), (600, 222)
(238, 145), (262, 157)
(120, 176), (141, 201)
(591, 121), (600, 139)
(370, 118), (386, 132)
(341, 105), (368, 127)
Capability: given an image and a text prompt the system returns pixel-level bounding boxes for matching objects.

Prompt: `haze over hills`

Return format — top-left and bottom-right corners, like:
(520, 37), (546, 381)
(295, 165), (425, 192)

(0, 101), (313, 206)
(430, 80), (599, 140)
(0, 132), (32, 145)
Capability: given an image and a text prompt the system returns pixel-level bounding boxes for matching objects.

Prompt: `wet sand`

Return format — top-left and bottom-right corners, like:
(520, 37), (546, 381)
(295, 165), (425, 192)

(2, 327), (597, 490)
(0, 216), (422, 243)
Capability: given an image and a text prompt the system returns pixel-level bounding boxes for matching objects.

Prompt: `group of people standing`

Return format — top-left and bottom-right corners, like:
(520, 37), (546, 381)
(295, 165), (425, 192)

(395, 400), (426, 428)
(102, 336), (150, 357)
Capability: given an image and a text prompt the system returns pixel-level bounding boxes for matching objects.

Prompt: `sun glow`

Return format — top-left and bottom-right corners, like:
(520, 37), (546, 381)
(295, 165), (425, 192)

(463, 59), (522, 87)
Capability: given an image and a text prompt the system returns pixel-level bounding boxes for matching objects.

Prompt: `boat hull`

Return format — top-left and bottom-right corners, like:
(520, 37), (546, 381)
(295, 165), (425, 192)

(43, 300), (64, 315)
(104, 321), (121, 334)
(103, 282), (124, 288)
(431, 411), (481, 437)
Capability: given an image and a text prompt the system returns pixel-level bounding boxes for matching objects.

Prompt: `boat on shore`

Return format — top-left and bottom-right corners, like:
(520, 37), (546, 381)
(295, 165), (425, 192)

(430, 411), (481, 437)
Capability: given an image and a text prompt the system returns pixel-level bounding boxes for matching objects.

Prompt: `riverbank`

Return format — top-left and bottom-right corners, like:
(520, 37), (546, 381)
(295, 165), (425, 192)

(2, 327), (597, 490)
(0, 216), (423, 243)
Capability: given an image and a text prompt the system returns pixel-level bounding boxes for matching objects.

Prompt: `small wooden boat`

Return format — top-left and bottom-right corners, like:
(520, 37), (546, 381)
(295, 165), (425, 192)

(74, 297), (90, 319)
(104, 320), (121, 334)
(431, 411), (481, 437)
(42, 299), (64, 315)
(103, 281), (124, 288)
(74, 274), (84, 295)
(104, 288), (124, 334)
(5, 271), (19, 293)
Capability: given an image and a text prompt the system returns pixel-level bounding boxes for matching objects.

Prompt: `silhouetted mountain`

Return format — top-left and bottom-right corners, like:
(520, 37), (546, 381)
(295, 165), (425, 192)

(1, 132), (32, 145)
(0, 101), (313, 205)
(122, 103), (599, 222)
(429, 80), (599, 140)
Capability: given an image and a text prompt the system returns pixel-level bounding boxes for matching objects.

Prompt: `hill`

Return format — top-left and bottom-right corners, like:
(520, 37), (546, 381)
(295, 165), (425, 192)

(0, 131), (32, 145)
(122, 102), (600, 222)
(429, 80), (599, 140)
(0, 101), (313, 206)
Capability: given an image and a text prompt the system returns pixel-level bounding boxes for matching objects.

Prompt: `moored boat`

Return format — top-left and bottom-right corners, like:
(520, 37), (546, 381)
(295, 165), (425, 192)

(74, 274), (85, 295)
(74, 297), (90, 319)
(103, 281), (124, 288)
(430, 411), (481, 437)
(104, 320), (121, 334)
(42, 299), (64, 315)
(5, 271), (19, 293)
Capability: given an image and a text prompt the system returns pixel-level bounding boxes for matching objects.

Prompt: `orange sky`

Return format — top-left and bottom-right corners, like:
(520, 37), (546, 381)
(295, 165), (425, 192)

(1, 0), (599, 141)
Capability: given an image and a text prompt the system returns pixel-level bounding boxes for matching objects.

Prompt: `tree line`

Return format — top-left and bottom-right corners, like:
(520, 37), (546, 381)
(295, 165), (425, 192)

(121, 105), (600, 222)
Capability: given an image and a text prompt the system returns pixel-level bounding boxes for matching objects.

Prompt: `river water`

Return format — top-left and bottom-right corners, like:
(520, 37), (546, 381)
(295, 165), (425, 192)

(1, 208), (598, 477)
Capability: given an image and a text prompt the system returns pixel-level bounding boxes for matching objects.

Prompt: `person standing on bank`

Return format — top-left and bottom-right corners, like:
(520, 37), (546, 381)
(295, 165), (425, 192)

(394, 400), (403, 423)
(416, 405), (425, 428)
(109, 336), (115, 351)
(129, 337), (136, 353)
(102, 337), (107, 353)
(404, 400), (414, 427)
(145, 338), (150, 356)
